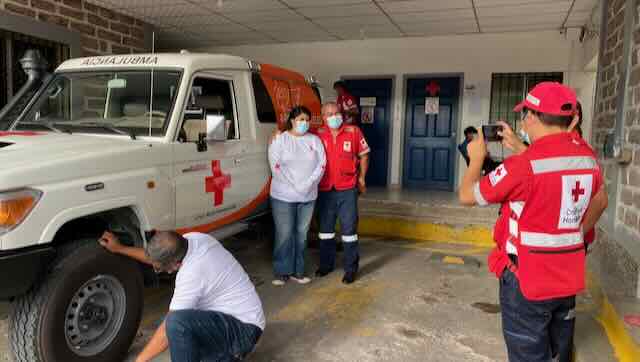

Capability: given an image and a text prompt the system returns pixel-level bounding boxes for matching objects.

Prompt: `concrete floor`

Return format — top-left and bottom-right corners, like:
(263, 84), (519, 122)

(0, 234), (619, 362)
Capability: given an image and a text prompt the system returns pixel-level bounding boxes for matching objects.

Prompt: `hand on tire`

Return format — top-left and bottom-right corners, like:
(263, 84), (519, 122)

(99, 231), (124, 254)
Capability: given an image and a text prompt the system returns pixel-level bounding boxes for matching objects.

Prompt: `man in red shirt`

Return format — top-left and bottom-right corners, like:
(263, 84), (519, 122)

(315, 102), (370, 284)
(496, 101), (597, 249)
(459, 82), (608, 362)
(333, 81), (360, 125)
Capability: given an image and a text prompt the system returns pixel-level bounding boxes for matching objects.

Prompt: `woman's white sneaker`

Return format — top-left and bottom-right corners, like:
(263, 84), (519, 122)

(272, 276), (289, 286)
(291, 275), (312, 284)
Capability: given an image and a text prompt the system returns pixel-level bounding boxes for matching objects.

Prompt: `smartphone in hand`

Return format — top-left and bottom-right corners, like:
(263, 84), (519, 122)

(482, 125), (503, 142)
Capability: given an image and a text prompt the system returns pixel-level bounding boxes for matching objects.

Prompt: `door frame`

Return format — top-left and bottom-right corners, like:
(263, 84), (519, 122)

(400, 73), (465, 190)
(339, 74), (396, 187)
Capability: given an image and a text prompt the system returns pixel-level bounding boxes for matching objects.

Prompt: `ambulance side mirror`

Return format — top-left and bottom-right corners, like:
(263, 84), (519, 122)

(206, 114), (227, 142)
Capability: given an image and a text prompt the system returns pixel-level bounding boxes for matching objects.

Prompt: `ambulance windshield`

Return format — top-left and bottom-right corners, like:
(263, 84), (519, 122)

(14, 70), (182, 137)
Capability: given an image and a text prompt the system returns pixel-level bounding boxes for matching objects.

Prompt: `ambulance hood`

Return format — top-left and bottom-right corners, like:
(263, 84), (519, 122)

(0, 131), (167, 190)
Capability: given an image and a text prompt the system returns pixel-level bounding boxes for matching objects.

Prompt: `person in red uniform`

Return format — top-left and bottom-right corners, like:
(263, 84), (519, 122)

(315, 102), (370, 284)
(496, 101), (597, 249)
(333, 81), (360, 125)
(459, 82), (609, 362)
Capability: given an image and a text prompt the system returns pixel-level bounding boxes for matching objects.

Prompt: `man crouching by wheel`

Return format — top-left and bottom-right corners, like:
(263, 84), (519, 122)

(99, 230), (265, 362)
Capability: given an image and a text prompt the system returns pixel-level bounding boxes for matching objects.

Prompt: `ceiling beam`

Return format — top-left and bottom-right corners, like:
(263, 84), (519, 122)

(277, 0), (343, 41)
(182, 0), (282, 43)
(471, 0), (482, 33)
(371, 0), (407, 36)
(561, 0), (577, 28)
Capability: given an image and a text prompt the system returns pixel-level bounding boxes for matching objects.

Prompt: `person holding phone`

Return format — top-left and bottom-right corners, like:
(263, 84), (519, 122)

(459, 126), (501, 174)
(496, 101), (597, 250)
(459, 83), (608, 362)
(268, 106), (326, 286)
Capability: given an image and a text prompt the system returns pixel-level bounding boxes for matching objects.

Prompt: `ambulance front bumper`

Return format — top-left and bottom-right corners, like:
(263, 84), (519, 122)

(0, 245), (54, 299)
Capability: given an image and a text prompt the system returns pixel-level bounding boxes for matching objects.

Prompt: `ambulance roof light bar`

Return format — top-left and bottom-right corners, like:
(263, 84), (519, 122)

(306, 75), (318, 85)
(247, 60), (261, 73)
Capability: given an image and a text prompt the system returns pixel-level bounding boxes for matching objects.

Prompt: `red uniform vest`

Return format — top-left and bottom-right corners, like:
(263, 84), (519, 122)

(479, 133), (603, 301)
(316, 125), (370, 191)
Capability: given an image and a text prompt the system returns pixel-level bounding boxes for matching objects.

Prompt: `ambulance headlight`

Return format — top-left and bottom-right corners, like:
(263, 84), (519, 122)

(0, 189), (42, 235)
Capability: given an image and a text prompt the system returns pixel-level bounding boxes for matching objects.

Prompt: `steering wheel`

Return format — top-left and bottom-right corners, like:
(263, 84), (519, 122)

(142, 110), (167, 118)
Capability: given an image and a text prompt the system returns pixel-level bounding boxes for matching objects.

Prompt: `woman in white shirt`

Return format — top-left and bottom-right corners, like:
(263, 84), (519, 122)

(268, 106), (326, 286)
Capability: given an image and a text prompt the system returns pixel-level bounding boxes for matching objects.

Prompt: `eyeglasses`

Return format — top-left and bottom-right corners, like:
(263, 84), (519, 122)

(520, 108), (529, 121)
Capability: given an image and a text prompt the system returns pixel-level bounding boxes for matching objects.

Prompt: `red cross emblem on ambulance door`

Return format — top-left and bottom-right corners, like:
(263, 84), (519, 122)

(571, 181), (585, 202)
(425, 81), (440, 97)
(205, 160), (231, 206)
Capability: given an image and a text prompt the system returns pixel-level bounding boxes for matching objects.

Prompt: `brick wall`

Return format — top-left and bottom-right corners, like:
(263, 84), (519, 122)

(593, 0), (637, 232)
(0, 0), (150, 56)
(621, 1), (640, 237)
(591, 0), (640, 297)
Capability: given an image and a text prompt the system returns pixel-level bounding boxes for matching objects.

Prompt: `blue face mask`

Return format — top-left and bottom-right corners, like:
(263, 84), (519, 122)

(295, 121), (309, 135)
(327, 115), (343, 129)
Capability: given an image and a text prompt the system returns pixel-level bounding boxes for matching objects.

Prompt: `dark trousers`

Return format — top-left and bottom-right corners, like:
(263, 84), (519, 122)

(166, 310), (262, 362)
(500, 269), (576, 362)
(317, 188), (359, 274)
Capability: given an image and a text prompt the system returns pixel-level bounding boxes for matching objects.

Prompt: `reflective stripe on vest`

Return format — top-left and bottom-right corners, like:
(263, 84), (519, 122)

(510, 201), (524, 217)
(473, 182), (488, 206)
(520, 231), (583, 248)
(507, 201), (524, 255)
(530, 156), (597, 174)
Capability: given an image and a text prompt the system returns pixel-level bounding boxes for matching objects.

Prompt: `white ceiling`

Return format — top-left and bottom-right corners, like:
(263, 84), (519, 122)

(88, 0), (599, 48)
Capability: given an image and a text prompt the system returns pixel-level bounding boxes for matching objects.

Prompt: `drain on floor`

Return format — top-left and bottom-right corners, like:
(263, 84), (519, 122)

(471, 302), (501, 314)
(419, 294), (439, 304)
(396, 326), (425, 339)
(428, 252), (482, 268)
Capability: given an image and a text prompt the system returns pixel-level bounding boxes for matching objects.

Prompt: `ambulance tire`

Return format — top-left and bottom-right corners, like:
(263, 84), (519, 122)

(9, 240), (143, 362)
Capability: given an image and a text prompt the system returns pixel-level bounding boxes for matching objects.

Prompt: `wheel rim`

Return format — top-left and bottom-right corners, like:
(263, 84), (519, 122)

(64, 275), (127, 357)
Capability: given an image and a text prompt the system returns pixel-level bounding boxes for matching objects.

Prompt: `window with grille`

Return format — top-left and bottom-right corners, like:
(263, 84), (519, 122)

(0, 30), (69, 110)
(489, 72), (563, 128)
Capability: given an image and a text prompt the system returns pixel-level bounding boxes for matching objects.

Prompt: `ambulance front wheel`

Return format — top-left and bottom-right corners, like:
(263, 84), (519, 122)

(8, 240), (143, 362)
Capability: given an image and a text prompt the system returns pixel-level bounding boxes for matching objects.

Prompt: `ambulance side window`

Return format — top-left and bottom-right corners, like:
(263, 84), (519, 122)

(251, 73), (277, 123)
(179, 77), (238, 142)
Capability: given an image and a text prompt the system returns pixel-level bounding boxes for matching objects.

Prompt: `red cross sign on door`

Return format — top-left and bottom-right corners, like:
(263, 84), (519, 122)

(425, 80), (440, 97)
(571, 180), (585, 202)
(205, 160), (231, 206)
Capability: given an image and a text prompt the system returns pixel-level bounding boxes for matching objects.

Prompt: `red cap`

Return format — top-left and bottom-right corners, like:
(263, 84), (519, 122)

(513, 82), (577, 116)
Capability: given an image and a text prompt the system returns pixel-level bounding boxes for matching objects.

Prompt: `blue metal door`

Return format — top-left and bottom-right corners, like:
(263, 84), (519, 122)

(403, 77), (459, 190)
(344, 78), (392, 187)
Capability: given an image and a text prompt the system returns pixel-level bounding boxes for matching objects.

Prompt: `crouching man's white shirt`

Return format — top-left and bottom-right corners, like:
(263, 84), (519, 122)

(169, 232), (266, 330)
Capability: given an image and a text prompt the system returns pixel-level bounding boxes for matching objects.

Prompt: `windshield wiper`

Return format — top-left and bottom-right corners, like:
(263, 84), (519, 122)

(80, 122), (137, 140)
(17, 121), (71, 134)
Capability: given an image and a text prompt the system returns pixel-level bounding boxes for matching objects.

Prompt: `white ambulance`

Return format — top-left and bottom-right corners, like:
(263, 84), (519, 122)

(0, 52), (321, 362)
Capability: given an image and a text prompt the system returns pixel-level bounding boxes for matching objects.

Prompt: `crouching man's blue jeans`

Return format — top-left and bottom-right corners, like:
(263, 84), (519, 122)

(166, 310), (262, 362)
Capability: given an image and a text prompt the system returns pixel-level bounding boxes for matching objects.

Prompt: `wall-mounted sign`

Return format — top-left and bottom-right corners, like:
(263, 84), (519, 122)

(425, 97), (439, 115)
(360, 97), (377, 107)
(361, 106), (375, 124)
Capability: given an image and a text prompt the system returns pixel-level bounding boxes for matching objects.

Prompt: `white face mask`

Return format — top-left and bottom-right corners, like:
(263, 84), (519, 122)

(518, 129), (531, 144)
